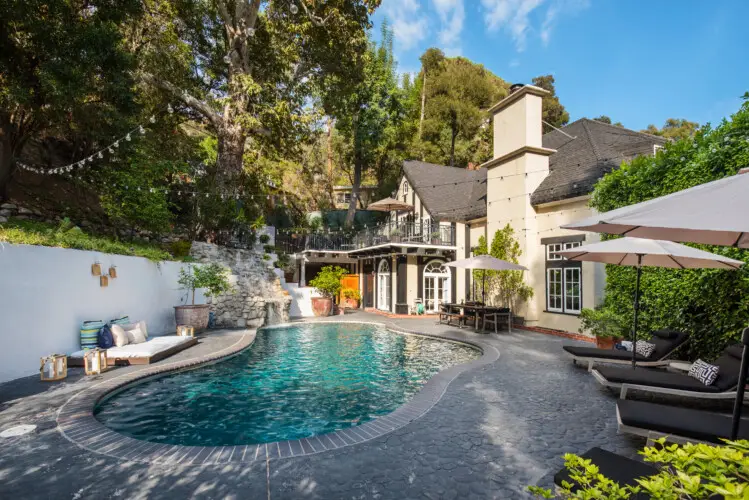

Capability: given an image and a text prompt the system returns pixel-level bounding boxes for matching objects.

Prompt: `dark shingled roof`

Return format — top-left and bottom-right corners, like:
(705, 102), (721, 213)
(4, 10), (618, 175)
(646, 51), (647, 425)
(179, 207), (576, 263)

(402, 161), (487, 221)
(531, 118), (666, 205)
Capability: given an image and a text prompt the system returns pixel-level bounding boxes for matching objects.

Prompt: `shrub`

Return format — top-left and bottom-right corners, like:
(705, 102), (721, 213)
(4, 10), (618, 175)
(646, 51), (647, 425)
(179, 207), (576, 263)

(342, 288), (361, 301)
(169, 240), (193, 259)
(263, 244), (275, 254)
(262, 253), (271, 261)
(274, 252), (291, 270)
(178, 263), (234, 305)
(309, 265), (348, 300)
(259, 234), (270, 244)
(529, 439), (749, 499)
(578, 306), (628, 339)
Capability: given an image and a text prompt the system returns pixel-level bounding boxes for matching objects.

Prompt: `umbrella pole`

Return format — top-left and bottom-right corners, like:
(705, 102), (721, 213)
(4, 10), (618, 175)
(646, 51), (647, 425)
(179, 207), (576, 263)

(482, 272), (486, 304)
(730, 327), (749, 440)
(631, 256), (643, 369)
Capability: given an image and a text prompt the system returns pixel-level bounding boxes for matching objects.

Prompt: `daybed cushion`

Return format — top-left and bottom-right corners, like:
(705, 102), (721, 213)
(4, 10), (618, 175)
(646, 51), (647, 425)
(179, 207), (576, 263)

(617, 399), (749, 444)
(554, 447), (657, 497)
(595, 366), (724, 393)
(70, 336), (194, 360)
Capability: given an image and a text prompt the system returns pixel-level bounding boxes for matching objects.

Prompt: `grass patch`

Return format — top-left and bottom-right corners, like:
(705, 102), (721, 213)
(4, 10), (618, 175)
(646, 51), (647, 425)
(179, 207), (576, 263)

(0, 218), (174, 261)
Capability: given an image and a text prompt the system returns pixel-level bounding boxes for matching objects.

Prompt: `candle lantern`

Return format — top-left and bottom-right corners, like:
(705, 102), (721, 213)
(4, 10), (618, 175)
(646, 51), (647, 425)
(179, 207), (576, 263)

(177, 325), (194, 337)
(91, 262), (102, 276)
(100, 275), (109, 287)
(40, 354), (67, 381)
(83, 348), (108, 376)
(108, 266), (118, 279)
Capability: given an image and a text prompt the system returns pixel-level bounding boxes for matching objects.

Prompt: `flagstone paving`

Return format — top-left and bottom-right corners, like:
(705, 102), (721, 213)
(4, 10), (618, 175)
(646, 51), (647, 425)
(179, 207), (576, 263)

(0, 312), (643, 499)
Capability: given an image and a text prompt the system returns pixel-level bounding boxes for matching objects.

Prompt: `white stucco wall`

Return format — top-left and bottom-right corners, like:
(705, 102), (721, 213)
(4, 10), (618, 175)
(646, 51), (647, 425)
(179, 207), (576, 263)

(0, 244), (205, 383)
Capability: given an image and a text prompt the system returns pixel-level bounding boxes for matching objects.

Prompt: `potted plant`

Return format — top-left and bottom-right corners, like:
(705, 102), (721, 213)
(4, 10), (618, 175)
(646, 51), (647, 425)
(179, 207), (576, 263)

(431, 231), (442, 244)
(175, 263), (234, 331)
(308, 265), (348, 316)
(578, 307), (627, 349)
(390, 228), (402, 243)
(341, 288), (361, 309)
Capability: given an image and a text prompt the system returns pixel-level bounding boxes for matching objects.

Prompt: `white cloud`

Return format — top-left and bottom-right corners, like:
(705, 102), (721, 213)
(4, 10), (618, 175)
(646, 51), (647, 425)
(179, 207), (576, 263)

(443, 46), (462, 57)
(509, 58), (520, 67)
(432, 0), (465, 49)
(480, 0), (589, 52)
(382, 0), (429, 51)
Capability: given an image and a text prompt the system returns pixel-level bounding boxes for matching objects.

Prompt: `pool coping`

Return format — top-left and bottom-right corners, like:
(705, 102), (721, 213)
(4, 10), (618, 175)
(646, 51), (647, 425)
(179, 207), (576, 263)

(56, 321), (499, 466)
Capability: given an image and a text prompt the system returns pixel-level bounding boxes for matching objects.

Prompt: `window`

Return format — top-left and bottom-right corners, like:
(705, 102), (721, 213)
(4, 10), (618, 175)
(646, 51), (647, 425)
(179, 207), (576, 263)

(336, 192), (352, 204)
(545, 240), (583, 314)
(402, 181), (409, 202)
(653, 144), (663, 155)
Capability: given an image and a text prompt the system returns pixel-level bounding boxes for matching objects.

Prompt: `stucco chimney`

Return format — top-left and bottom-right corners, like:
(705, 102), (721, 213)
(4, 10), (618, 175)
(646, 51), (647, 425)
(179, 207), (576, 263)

(488, 84), (551, 160)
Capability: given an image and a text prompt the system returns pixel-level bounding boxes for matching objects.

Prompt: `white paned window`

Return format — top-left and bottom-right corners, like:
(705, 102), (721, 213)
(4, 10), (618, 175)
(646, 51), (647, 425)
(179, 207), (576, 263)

(547, 269), (563, 312)
(546, 240), (583, 314)
(564, 268), (581, 314)
(547, 243), (563, 260)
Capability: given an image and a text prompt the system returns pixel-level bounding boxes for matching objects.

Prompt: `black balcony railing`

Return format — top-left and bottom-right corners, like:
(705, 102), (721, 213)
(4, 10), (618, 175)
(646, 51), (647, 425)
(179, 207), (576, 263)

(276, 220), (455, 254)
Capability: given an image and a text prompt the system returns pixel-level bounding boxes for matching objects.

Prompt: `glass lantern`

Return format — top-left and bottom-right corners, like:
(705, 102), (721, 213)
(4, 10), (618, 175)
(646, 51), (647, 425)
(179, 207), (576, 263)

(177, 325), (194, 337)
(83, 348), (108, 376)
(40, 354), (67, 381)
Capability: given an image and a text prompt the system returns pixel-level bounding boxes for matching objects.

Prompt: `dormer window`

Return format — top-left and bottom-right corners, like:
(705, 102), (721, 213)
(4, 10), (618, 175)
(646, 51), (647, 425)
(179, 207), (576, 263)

(653, 144), (664, 155)
(403, 181), (409, 202)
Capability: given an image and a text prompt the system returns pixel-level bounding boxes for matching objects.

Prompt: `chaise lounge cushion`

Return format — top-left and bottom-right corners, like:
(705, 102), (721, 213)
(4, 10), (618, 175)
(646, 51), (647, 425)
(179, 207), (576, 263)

(617, 399), (749, 444)
(563, 330), (689, 362)
(595, 366), (725, 392)
(563, 346), (653, 362)
(554, 447), (657, 497)
(69, 336), (195, 362)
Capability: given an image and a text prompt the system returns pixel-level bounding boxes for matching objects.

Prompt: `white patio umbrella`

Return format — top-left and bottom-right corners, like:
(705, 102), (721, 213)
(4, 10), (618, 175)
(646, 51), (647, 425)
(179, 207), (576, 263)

(558, 237), (743, 369)
(446, 255), (528, 304)
(561, 168), (749, 438)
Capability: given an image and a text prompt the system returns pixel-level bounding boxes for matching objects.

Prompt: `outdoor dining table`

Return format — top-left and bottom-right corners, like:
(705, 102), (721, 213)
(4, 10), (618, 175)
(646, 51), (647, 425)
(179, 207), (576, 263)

(442, 303), (512, 332)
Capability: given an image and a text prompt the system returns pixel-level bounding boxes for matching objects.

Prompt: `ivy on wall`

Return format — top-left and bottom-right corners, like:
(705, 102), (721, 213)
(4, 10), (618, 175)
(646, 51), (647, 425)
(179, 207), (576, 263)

(590, 97), (749, 360)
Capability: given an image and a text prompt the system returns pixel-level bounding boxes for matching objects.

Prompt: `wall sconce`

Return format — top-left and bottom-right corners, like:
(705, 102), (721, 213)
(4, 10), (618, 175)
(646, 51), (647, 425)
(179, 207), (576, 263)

(40, 354), (67, 381)
(109, 266), (117, 279)
(91, 262), (102, 276)
(83, 348), (108, 376)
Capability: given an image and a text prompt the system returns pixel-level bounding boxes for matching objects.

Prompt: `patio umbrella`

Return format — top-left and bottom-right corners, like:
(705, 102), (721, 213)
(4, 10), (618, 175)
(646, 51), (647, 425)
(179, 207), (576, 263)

(561, 168), (749, 438)
(367, 197), (415, 236)
(558, 237), (743, 369)
(446, 255), (528, 304)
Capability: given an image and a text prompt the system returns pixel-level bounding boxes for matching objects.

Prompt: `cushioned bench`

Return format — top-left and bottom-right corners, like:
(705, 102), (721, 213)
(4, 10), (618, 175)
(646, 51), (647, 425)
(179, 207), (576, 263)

(68, 336), (198, 366)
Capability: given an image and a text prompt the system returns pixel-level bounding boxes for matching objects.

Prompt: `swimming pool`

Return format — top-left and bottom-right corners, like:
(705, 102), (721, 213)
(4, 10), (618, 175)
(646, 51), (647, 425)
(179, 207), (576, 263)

(95, 323), (480, 446)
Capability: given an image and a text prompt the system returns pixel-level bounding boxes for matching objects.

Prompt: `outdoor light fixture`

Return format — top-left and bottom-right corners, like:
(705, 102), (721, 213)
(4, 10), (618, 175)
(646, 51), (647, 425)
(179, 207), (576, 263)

(91, 262), (102, 276)
(108, 266), (117, 279)
(40, 354), (67, 381)
(177, 325), (195, 337)
(83, 348), (108, 376)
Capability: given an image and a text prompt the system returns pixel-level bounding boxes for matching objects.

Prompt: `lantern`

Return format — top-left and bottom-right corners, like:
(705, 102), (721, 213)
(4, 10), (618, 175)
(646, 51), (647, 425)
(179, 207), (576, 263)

(83, 348), (108, 376)
(91, 262), (102, 276)
(100, 275), (109, 287)
(177, 325), (194, 337)
(108, 266), (117, 279)
(40, 354), (67, 381)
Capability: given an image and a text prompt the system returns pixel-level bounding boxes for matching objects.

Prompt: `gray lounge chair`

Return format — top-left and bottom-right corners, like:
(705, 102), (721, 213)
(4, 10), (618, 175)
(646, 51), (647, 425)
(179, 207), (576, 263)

(591, 344), (743, 402)
(616, 399), (749, 445)
(563, 329), (689, 369)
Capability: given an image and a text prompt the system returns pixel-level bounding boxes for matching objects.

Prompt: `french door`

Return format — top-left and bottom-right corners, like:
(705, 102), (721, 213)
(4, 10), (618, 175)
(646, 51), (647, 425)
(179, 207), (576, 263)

(423, 260), (451, 313)
(377, 259), (391, 311)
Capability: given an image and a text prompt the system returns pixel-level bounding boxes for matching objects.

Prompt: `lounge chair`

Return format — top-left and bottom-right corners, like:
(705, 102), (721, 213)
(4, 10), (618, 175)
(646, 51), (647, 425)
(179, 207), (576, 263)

(69, 336), (198, 366)
(563, 329), (689, 369)
(616, 399), (749, 445)
(591, 344), (742, 402)
(553, 447), (657, 498)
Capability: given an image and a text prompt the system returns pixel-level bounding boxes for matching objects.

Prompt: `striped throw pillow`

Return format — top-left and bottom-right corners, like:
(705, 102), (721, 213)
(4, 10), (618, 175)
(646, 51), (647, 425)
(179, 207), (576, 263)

(80, 320), (106, 351)
(109, 316), (130, 326)
(689, 359), (720, 386)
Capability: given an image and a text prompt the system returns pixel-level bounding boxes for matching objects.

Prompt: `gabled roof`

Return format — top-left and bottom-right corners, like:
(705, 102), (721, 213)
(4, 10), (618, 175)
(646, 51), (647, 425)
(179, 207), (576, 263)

(531, 118), (666, 205)
(402, 161), (487, 221)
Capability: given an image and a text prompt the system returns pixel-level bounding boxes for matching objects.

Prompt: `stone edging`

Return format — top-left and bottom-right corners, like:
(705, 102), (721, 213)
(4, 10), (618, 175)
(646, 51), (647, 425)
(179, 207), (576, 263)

(56, 322), (499, 466)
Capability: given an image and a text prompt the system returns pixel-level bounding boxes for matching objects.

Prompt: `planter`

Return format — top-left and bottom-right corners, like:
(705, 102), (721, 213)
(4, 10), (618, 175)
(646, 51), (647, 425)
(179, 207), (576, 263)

(311, 297), (333, 317)
(342, 298), (359, 309)
(595, 336), (619, 350)
(174, 304), (211, 331)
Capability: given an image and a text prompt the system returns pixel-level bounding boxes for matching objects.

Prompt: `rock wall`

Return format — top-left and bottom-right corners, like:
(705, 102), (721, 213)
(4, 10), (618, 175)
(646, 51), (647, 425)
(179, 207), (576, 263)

(190, 242), (291, 328)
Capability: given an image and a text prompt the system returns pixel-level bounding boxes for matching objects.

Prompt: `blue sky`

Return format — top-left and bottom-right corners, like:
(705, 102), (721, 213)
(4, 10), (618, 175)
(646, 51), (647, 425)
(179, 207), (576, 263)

(372, 0), (749, 131)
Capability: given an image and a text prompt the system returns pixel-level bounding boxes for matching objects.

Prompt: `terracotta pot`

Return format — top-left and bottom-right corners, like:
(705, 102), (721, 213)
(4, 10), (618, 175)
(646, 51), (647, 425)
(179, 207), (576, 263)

(342, 298), (359, 309)
(174, 304), (210, 331)
(595, 336), (617, 349)
(311, 297), (333, 317)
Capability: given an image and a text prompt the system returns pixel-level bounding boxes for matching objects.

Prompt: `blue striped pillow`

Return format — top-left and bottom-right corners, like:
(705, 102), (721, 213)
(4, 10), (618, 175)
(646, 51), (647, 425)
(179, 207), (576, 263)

(109, 316), (130, 326)
(80, 320), (106, 351)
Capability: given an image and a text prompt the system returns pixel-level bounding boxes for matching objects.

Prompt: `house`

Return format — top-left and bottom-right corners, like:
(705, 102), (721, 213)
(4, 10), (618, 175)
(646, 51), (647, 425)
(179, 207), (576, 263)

(291, 85), (665, 333)
(332, 184), (378, 210)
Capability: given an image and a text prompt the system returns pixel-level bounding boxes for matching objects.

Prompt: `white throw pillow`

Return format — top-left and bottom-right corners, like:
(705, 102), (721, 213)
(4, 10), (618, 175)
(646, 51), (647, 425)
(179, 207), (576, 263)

(110, 324), (129, 347)
(689, 359), (720, 386)
(122, 321), (148, 339)
(126, 326), (147, 344)
(635, 341), (656, 358)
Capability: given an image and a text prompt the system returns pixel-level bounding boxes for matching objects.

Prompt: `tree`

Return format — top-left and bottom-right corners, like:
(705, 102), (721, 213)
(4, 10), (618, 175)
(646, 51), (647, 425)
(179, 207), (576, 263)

(139, 0), (379, 193)
(532, 75), (569, 129)
(642, 118), (700, 140)
(418, 48), (445, 141)
(592, 115), (623, 127)
(472, 225), (533, 309)
(0, 0), (142, 199)
(321, 22), (402, 226)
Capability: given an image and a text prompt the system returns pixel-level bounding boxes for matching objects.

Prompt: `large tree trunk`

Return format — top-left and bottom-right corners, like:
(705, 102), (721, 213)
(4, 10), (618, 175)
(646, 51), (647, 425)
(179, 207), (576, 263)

(419, 71), (426, 140)
(0, 138), (13, 202)
(216, 124), (246, 192)
(449, 118), (458, 168)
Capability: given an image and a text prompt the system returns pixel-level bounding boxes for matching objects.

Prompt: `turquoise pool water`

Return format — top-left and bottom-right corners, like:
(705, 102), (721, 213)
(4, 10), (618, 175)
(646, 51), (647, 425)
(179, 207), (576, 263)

(95, 323), (480, 446)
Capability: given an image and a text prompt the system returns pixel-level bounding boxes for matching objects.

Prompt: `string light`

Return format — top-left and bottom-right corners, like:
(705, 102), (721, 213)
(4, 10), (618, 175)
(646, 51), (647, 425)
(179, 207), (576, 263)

(290, 3), (299, 14)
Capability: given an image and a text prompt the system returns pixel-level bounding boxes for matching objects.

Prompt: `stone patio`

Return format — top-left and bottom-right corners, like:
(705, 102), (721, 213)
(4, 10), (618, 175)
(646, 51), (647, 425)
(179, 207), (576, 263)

(0, 312), (644, 499)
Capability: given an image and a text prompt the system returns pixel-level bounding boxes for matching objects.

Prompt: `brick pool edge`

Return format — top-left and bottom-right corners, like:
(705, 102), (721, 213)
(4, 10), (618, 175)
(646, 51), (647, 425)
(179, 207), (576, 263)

(56, 322), (499, 466)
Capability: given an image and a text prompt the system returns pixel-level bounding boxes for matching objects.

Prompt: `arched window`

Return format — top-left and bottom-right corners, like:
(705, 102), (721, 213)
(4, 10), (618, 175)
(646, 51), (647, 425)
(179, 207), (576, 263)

(377, 259), (391, 311)
(402, 180), (409, 203)
(424, 260), (447, 274)
(423, 259), (451, 313)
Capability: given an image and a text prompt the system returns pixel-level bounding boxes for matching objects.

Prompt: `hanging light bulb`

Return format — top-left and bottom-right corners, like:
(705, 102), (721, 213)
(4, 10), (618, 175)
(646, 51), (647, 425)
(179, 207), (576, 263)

(192, 193), (196, 197)
(223, 54), (230, 64)
(98, 151), (103, 159)
(177, 191), (181, 195)
(125, 133), (131, 141)
(167, 104), (174, 114)
(113, 141), (119, 148)
(149, 115), (156, 124)
(108, 148), (114, 154)
(139, 125), (146, 135)
(246, 27), (255, 37)
(205, 193), (209, 198)
(203, 74), (211, 85)
(137, 187), (141, 191)
(290, 3), (299, 14)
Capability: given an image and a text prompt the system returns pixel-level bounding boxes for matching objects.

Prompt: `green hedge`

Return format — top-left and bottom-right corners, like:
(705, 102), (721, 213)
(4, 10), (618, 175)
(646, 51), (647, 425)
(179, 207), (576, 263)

(591, 97), (749, 360)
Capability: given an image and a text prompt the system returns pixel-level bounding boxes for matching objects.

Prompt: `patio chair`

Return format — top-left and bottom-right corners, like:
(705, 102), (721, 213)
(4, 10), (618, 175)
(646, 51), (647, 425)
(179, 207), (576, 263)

(553, 447), (657, 498)
(563, 329), (689, 369)
(482, 308), (512, 334)
(591, 344), (743, 402)
(616, 399), (749, 445)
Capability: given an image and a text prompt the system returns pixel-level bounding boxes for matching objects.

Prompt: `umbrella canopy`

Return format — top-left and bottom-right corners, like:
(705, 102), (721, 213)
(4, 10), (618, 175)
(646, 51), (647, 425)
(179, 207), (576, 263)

(562, 169), (749, 248)
(367, 197), (415, 212)
(559, 238), (743, 369)
(445, 255), (528, 271)
(558, 237), (744, 270)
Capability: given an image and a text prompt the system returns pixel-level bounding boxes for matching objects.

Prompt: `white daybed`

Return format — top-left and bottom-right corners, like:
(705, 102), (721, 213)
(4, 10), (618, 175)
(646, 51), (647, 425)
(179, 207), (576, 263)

(68, 336), (198, 366)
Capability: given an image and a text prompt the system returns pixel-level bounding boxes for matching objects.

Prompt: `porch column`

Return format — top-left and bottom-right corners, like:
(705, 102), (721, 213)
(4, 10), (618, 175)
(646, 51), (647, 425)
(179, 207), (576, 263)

(391, 255), (397, 313)
(358, 261), (365, 309)
(300, 256), (306, 287)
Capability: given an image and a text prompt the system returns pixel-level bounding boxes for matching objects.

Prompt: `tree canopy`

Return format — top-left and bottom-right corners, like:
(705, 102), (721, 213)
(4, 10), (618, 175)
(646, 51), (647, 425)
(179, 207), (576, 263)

(642, 118), (700, 140)
(532, 75), (569, 129)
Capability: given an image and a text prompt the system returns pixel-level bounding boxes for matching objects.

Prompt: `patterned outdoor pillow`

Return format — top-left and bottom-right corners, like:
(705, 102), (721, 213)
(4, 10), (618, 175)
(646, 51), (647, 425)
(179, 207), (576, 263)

(689, 359), (720, 386)
(635, 341), (656, 358)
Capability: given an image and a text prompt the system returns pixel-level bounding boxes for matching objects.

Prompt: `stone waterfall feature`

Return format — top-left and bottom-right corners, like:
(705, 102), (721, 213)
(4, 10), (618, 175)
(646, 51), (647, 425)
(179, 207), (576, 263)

(190, 242), (291, 328)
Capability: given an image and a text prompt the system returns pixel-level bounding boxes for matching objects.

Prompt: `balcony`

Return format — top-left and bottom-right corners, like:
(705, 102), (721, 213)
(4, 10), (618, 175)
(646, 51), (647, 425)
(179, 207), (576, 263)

(277, 220), (456, 254)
